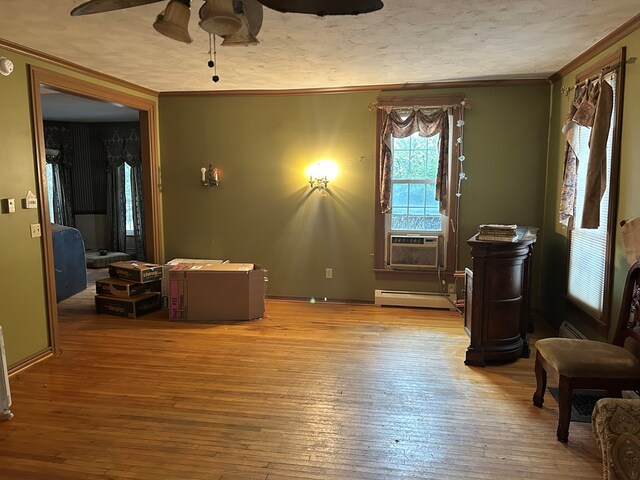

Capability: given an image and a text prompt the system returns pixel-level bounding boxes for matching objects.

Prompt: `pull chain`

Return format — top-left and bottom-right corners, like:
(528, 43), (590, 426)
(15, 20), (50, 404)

(207, 34), (220, 83)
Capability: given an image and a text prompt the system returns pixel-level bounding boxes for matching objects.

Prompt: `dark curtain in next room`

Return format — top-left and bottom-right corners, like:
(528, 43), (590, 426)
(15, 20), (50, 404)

(43, 121), (145, 260)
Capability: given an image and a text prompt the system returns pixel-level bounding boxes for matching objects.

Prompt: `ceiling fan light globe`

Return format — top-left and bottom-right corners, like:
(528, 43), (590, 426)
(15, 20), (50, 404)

(199, 15), (242, 36)
(221, 16), (259, 46)
(153, 0), (192, 43)
(199, 0), (243, 36)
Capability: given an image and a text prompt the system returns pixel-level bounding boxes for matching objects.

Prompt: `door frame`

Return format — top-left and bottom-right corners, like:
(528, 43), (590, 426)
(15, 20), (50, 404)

(29, 66), (162, 355)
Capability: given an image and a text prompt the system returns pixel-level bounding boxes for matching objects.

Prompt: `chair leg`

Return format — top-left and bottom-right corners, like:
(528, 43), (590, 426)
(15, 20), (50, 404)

(532, 351), (547, 408)
(557, 376), (572, 443)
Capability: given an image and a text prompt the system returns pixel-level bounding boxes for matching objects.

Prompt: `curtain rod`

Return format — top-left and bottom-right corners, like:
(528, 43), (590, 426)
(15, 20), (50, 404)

(367, 98), (471, 112)
(560, 63), (620, 97)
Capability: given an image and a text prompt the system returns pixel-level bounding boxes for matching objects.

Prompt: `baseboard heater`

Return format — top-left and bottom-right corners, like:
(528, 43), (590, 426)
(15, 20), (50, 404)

(374, 289), (456, 311)
(559, 321), (587, 339)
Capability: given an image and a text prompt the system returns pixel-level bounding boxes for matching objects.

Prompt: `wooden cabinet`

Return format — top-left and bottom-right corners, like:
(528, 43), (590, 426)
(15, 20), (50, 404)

(464, 227), (537, 366)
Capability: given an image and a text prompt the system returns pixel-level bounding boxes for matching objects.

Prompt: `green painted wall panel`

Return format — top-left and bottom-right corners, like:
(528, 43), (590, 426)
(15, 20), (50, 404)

(160, 84), (550, 302)
(0, 45), (158, 366)
(1, 47), (51, 365)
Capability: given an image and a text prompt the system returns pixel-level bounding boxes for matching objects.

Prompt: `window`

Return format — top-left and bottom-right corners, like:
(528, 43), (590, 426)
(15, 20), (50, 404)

(390, 132), (443, 233)
(565, 51), (624, 330)
(373, 95), (462, 278)
(45, 163), (55, 223)
(567, 73), (615, 315)
(124, 163), (134, 235)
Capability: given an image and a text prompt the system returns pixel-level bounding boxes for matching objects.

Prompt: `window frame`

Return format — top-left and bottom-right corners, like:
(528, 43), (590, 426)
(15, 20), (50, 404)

(373, 94), (463, 281)
(565, 48), (626, 334)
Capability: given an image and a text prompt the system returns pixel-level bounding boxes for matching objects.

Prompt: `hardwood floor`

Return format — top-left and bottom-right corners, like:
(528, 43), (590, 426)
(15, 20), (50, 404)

(1, 284), (603, 479)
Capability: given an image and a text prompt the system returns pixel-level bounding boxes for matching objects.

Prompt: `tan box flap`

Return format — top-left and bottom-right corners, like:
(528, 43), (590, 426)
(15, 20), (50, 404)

(184, 263), (255, 272)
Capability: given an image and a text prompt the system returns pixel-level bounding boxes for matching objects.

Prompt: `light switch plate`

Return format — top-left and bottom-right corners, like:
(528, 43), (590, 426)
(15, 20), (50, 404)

(1, 198), (15, 214)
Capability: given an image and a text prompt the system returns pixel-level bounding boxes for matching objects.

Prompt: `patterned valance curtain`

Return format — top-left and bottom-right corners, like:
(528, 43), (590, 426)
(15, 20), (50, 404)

(379, 108), (449, 214)
(559, 74), (614, 229)
(43, 125), (75, 227)
(104, 127), (146, 260)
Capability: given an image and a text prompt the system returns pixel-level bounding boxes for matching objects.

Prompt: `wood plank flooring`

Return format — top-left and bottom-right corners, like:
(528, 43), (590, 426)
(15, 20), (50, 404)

(0, 283), (603, 479)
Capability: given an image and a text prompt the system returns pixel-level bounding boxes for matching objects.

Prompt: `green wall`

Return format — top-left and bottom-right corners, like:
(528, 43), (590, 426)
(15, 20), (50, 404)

(0, 47), (49, 366)
(160, 84), (550, 302)
(542, 27), (640, 339)
(0, 45), (158, 367)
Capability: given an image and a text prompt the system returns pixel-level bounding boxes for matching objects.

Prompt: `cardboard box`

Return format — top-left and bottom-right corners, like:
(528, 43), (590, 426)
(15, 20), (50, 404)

(95, 292), (161, 318)
(169, 263), (266, 321)
(161, 258), (226, 309)
(108, 261), (163, 283)
(96, 277), (161, 298)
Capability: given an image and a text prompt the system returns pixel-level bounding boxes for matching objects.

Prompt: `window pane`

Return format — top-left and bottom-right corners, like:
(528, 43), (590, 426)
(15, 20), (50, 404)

(45, 163), (55, 223)
(425, 184), (439, 210)
(411, 135), (429, 150)
(390, 130), (442, 232)
(392, 207), (408, 215)
(426, 150), (439, 178)
(409, 149), (427, 179)
(124, 163), (134, 235)
(394, 136), (411, 150)
(391, 215), (441, 231)
(392, 183), (408, 207)
(408, 183), (426, 207)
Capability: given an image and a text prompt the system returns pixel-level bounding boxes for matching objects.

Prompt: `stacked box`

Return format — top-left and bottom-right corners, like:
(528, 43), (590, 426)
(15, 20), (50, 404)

(96, 277), (161, 297)
(108, 261), (163, 283)
(95, 261), (162, 318)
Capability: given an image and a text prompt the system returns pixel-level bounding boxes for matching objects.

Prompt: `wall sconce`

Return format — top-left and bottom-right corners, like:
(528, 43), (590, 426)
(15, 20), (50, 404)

(200, 164), (219, 187)
(306, 160), (338, 197)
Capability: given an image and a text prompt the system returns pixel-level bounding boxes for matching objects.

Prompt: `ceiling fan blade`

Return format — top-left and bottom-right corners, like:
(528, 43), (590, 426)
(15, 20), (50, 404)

(241, 0), (263, 36)
(256, 0), (383, 15)
(70, 0), (165, 16)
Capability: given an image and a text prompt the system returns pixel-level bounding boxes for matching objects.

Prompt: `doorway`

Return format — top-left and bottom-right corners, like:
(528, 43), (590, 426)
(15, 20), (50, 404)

(29, 66), (162, 357)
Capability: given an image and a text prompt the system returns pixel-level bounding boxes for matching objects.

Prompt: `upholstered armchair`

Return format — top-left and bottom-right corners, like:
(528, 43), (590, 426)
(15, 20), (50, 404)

(592, 398), (640, 480)
(532, 262), (640, 442)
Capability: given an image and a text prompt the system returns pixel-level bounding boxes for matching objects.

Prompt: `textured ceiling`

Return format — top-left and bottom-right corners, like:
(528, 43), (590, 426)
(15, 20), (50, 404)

(0, 1), (638, 92)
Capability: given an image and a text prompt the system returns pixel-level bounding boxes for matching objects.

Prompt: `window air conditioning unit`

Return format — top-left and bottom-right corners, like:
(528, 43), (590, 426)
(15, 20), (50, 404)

(389, 235), (439, 269)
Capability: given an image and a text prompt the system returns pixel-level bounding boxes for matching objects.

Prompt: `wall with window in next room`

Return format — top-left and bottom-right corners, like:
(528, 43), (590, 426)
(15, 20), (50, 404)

(159, 84), (550, 303)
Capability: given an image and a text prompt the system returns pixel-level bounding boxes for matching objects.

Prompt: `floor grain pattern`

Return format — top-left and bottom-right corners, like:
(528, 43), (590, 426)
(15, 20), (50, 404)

(0, 284), (602, 479)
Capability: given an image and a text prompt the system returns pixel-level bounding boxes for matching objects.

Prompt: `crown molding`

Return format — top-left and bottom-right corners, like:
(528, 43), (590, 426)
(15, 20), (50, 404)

(159, 78), (549, 97)
(549, 12), (640, 83)
(0, 37), (158, 97)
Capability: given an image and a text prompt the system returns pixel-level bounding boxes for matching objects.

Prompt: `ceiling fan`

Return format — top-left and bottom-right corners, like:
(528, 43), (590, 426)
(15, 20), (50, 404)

(70, 0), (385, 45)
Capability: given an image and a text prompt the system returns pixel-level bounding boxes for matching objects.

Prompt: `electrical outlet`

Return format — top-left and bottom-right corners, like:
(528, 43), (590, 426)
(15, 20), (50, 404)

(325, 268), (333, 279)
(448, 283), (456, 294)
(30, 223), (41, 238)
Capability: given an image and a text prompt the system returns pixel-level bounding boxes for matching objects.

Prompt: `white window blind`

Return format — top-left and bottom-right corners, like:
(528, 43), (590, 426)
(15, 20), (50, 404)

(567, 72), (616, 317)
